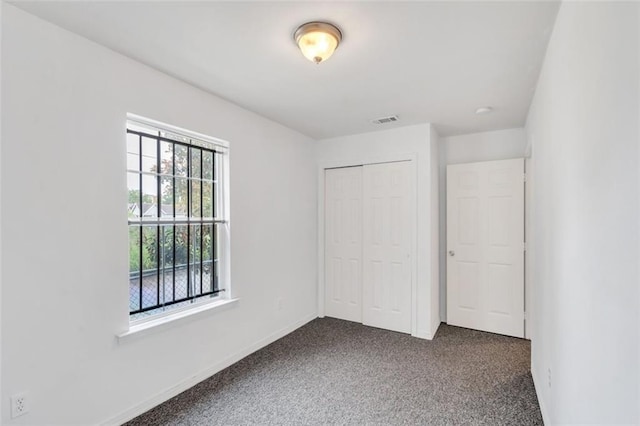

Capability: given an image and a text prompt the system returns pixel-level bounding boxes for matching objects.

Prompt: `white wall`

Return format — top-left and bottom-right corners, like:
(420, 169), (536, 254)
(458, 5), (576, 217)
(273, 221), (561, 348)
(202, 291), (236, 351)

(0, 2), (3, 422)
(524, 155), (534, 340)
(1, 5), (317, 425)
(526, 2), (639, 424)
(315, 124), (440, 339)
(444, 128), (527, 165)
(438, 128), (527, 321)
(429, 126), (440, 335)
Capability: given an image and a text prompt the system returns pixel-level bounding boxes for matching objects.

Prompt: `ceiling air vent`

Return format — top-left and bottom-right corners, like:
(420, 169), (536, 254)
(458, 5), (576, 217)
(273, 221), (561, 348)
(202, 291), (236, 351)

(372, 115), (399, 125)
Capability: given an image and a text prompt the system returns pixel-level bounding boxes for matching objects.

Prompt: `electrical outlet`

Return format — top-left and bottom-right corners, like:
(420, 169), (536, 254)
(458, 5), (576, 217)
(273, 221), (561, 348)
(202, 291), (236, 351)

(547, 368), (552, 388)
(11, 392), (29, 419)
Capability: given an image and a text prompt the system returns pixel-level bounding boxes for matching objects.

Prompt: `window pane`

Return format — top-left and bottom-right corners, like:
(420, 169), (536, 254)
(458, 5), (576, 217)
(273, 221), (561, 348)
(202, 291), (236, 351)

(190, 147), (201, 179)
(142, 226), (158, 270)
(202, 225), (213, 294)
(127, 172), (141, 218)
(127, 133), (140, 171)
(213, 182), (219, 219)
(141, 175), (158, 217)
(159, 226), (174, 305)
(191, 224), (202, 295)
(214, 152), (221, 181)
(160, 176), (174, 218)
(175, 144), (188, 177)
(127, 153), (139, 172)
(191, 180), (201, 217)
(129, 227), (141, 274)
(141, 136), (157, 173)
(174, 225), (189, 300)
(141, 226), (159, 309)
(129, 226), (141, 311)
(202, 151), (213, 180)
(160, 141), (173, 175)
(202, 181), (213, 218)
(175, 177), (188, 218)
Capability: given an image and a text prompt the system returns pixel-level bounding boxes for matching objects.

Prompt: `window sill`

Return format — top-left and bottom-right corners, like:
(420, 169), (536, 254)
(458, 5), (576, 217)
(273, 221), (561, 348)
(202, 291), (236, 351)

(117, 298), (239, 344)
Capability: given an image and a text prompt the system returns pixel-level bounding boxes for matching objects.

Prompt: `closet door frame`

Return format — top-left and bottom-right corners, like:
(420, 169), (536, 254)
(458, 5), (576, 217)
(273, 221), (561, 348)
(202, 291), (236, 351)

(318, 153), (418, 337)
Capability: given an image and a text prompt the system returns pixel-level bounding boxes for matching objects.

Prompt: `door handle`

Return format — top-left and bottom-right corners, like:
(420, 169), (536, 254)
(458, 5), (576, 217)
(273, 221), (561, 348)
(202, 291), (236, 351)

(448, 250), (455, 257)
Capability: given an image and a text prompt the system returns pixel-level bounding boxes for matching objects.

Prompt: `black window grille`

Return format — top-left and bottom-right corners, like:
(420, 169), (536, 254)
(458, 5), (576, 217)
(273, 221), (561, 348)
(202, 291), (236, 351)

(126, 121), (226, 321)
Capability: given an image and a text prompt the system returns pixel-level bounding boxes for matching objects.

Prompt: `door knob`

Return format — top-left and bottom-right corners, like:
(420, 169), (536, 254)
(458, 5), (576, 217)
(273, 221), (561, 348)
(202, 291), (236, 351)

(449, 250), (455, 256)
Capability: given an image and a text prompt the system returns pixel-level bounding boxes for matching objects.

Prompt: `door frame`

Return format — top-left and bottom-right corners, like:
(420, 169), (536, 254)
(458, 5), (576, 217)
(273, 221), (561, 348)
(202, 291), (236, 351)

(317, 153), (418, 337)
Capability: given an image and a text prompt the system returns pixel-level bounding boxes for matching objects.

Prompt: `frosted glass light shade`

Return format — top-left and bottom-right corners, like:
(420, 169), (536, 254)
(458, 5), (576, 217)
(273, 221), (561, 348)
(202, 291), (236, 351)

(294, 22), (342, 64)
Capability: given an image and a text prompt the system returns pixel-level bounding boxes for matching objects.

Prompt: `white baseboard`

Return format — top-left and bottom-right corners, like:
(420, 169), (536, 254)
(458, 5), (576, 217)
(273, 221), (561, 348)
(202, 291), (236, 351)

(531, 360), (551, 425)
(413, 329), (430, 339)
(414, 321), (441, 340)
(430, 321), (441, 340)
(101, 313), (318, 426)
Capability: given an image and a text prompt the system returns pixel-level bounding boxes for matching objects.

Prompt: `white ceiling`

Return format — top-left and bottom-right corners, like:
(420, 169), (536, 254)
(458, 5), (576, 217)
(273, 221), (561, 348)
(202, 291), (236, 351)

(13, 1), (560, 139)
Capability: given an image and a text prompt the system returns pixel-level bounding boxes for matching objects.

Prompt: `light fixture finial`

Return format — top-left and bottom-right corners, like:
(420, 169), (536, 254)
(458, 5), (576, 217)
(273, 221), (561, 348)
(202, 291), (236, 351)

(294, 21), (342, 64)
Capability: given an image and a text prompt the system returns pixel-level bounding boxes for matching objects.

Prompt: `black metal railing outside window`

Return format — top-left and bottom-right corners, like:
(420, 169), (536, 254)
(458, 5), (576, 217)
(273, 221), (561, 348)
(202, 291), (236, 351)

(126, 120), (226, 321)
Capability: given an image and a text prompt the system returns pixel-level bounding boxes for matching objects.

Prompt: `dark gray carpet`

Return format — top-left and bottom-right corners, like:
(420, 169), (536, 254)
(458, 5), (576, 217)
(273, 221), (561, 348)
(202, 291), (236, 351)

(126, 318), (542, 425)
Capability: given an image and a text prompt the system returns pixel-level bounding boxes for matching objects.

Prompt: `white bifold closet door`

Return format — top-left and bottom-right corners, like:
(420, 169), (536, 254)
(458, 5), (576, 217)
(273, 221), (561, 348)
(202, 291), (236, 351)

(361, 162), (412, 333)
(324, 166), (363, 323)
(325, 161), (412, 334)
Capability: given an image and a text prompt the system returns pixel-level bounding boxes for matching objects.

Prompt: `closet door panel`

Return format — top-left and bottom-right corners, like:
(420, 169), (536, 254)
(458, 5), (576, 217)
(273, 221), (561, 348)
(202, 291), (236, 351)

(324, 167), (363, 323)
(362, 162), (412, 333)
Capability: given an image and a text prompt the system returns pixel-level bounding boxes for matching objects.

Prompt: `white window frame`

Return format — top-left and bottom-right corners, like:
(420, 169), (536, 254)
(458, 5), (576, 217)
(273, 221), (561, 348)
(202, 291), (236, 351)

(124, 113), (232, 328)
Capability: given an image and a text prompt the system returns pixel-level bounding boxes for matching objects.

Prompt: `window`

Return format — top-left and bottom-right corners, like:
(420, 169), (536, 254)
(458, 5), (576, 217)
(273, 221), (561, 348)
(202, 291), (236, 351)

(126, 115), (229, 322)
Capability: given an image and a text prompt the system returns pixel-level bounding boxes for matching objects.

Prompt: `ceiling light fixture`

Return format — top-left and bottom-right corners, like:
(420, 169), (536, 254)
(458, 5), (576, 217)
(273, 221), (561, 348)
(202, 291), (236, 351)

(294, 21), (342, 64)
(475, 106), (493, 115)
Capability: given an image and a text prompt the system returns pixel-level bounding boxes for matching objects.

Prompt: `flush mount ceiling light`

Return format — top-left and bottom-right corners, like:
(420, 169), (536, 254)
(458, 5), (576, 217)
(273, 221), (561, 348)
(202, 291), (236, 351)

(475, 106), (493, 115)
(294, 21), (342, 64)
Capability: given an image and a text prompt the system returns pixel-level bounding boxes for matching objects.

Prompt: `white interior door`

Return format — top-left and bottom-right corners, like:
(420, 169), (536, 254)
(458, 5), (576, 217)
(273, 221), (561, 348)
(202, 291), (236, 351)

(324, 166), (363, 323)
(362, 161), (413, 334)
(446, 158), (524, 338)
